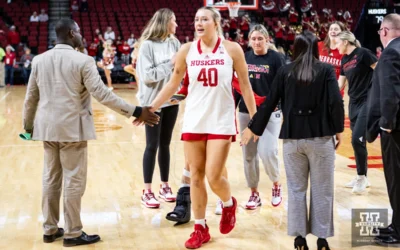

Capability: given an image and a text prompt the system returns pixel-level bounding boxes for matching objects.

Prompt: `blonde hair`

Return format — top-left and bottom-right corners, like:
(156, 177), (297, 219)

(248, 24), (270, 39)
(197, 6), (223, 37)
(337, 31), (361, 48)
(138, 8), (176, 47)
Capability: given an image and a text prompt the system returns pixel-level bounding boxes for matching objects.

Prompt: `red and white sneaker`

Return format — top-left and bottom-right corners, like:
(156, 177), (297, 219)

(271, 184), (282, 207)
(245, 192), (262, 210)
(159, 185), (176, 202)
(141, 190), (160, 208)
(185, 224), (211, 249)
(219, 196), (237, 234)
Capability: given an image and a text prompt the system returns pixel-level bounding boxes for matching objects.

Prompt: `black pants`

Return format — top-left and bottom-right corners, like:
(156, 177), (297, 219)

(349, 102), (368, 175)
(381, 131), (400, 235)
(143, 105), (179, 183)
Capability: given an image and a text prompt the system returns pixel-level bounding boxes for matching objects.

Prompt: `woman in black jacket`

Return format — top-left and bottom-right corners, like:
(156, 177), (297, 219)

(241, 31), (344, 250)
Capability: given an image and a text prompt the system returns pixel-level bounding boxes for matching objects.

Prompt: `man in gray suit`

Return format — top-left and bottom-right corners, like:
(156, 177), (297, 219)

(23, 19), (159, 247)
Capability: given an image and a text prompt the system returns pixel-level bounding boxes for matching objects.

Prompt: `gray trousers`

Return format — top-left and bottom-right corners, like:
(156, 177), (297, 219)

(238, 111), (281, 187)
(283, 137), (335, 238)
(42, 141), (88, 239)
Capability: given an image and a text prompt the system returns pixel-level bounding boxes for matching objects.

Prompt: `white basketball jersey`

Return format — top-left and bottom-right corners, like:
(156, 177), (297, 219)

(182, 38), (237, 135)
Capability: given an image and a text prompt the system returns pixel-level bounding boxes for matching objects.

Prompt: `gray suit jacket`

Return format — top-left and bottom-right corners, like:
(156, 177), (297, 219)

(23, 44), (137, 142)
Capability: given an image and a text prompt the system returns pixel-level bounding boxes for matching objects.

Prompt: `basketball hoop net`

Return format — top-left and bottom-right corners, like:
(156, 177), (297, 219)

(227, 2), (241, 17)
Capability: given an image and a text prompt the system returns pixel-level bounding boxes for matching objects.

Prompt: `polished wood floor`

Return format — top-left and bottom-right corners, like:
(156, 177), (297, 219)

(0, 84), (391, 249)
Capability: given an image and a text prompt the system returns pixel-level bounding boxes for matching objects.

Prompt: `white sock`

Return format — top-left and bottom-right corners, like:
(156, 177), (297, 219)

(222, 197), (233, 208)
(195, 219), (206, 228)
(180, 183), (190, 188)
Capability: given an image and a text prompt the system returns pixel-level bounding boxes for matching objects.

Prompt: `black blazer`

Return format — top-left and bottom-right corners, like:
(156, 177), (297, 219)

(248, 62), (344, 139)
(366, 37), (400, 143)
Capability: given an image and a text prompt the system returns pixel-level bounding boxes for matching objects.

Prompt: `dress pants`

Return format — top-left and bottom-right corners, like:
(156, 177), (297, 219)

(42, 141), (87, 239)
(381, 131), (400, 235)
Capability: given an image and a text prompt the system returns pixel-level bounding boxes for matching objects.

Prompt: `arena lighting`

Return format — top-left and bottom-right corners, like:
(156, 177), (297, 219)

(261, 0), (276, 10)
(279, 0), (291, 12)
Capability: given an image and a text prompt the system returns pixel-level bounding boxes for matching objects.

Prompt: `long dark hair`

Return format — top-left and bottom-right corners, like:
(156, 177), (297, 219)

(292, 31), (319, 85)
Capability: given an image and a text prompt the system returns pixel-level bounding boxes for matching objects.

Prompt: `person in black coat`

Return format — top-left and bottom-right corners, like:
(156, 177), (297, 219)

(367, 13), (400, 246)
(241, 31), (344, 250)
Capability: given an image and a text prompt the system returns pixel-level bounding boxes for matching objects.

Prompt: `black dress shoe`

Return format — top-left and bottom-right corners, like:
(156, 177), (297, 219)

(43, 228), (64, 243)
(294, 236), (309, 250)
(63, 231), (100, 247)
(317, 238), (331, 250)
(375, 234), (400, 247)
(372, 224), (394, 236)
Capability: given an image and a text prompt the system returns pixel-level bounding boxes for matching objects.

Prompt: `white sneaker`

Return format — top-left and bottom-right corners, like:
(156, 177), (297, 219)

(141, 190), (160, 208)
(215, 199), (223, 215)
(245, 192), (262, 210)
(159, 185), (176, 202)
(352, 176), (368, 194)
(345, 176), (371, 188)
(271, 184), (282, 207)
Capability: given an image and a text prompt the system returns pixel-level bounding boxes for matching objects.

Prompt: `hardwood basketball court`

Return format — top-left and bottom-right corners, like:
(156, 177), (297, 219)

(0, 85), (390, 249)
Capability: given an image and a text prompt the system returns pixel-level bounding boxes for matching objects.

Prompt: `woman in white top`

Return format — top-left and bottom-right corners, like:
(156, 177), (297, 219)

(30, 12), (39, 22)
(148, 6), (257, 249)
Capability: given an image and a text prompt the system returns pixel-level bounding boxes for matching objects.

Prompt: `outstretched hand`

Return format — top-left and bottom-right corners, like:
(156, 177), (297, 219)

(132, 106), (160, 126)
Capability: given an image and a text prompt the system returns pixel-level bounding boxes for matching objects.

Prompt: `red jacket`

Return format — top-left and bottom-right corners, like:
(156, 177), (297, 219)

(5, 52), (16, 66)
(7, 31), (20, 45)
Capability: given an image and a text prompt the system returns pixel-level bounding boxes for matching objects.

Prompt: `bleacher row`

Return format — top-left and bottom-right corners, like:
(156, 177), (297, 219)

(1, 0), (49, 54)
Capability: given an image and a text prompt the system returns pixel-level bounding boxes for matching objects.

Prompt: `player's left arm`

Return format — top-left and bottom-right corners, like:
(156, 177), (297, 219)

(224, 40), (257, 117)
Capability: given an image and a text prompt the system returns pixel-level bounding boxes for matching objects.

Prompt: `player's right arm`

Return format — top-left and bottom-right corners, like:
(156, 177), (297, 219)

(150, 43), (191, 111)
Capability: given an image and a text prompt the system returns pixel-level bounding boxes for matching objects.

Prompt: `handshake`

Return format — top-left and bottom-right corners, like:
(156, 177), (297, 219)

(132, 106), (160, 126)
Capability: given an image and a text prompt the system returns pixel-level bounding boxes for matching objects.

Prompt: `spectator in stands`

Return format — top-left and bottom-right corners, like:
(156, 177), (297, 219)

(80, 0), (89, 12)
(39, 9), (49, 22)
(127, 33), (136, 49)
(0, 45), (5, 87)
(184, 36), (190, 43)
(20, 47), (35, 85)
(7, 26), (20, 51)
(71, 1), (79, 12)
(88, 40), (98, 60)
(115, 35), (123, 47)
(224, 32), (232, 41)
(287, 25), (295, 48)
(236, 30), (247, 52)
(30, 11), (39, 22)
(240, 15), (250, 40)
(274, 21), (285, 48)
(4, 45), (16, 86)
(288, 7), (299, 25)
(119, 41), (130, 65)
(94, 28), (101, 37)
(229, 17), (238, 39)
(343, 11), (353, 29)
(104, 27), (115, 41)
(222, 18), (230, 35)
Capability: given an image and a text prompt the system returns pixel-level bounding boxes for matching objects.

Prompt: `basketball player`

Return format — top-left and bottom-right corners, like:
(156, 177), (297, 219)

(136, 8), (181, 209)
(238, 24), (285, 210)
(145, 6), (257, 249)
(166, 71), (266, 224)
(335, 31), (377, 194)
(318, 21), (347, 96)
(97, 40), (115, 90)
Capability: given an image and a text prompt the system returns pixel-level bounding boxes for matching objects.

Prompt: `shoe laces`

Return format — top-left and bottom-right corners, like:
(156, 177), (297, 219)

(189, 228), (203, 239)
(248, 193), (259, 203)
(272, 185), (281, 198)
(144, 192), (157, 201)
(161, 186), (172, 195)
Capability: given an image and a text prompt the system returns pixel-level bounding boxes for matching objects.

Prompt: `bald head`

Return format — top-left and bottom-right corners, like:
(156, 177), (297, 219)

(379, 14), (400, 47)
(55, 18), (83, 48)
